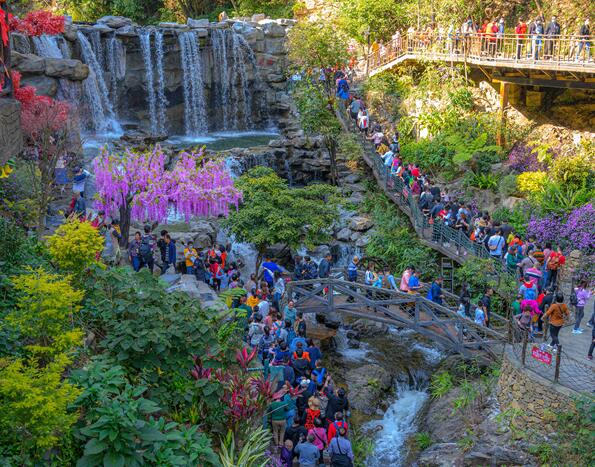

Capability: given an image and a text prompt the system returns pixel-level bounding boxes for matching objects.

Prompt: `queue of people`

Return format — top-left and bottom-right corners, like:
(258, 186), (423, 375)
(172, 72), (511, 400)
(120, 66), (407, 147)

(372, 16), (592, 63)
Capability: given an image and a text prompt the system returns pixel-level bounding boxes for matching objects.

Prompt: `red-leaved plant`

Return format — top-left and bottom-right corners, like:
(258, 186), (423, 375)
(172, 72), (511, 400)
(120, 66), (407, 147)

(9, 10), (64, 36)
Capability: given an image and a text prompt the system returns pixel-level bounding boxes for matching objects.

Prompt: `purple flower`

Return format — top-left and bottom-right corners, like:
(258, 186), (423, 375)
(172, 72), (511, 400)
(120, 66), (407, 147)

(563, 204), (595, 252)
(507, 143), (556, 173)
(527, 214), (565, 245)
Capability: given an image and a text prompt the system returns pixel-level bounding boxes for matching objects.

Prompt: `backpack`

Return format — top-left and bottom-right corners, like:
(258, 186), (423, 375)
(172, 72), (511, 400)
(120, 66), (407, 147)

(330, 437), (353, 467)
(569, 290), (578, 306)
(522, 285), (537, 301)
(426, 287), (433, 301)
(139, 236), (153, 262)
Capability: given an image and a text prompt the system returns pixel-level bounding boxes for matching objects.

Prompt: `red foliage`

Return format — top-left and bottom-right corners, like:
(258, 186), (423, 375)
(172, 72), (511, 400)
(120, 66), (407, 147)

(236, 346), (258, 370)
(9, 10), (64, 37)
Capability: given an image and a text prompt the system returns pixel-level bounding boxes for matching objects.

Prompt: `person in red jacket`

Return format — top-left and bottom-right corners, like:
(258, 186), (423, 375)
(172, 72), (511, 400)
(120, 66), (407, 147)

(327, 411), (349, 443)
(515, 18), (528, 59)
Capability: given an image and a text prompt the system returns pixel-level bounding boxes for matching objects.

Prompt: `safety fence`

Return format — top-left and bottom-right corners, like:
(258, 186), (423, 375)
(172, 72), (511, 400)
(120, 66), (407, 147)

(509, 319), (594, 393)
(368, 32), (595, 73)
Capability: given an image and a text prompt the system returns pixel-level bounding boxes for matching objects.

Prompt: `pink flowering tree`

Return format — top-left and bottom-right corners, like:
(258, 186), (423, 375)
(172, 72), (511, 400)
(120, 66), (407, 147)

(93, 146), (242, 247)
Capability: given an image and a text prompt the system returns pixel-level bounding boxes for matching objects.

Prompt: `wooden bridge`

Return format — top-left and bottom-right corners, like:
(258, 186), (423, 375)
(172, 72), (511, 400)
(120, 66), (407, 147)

(287, 271), (509, 359)
(369, 33), (595, 90)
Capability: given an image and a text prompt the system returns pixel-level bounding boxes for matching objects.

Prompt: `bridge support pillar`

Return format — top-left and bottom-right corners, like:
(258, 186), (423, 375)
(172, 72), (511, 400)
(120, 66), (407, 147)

(496, 81), (509, 147)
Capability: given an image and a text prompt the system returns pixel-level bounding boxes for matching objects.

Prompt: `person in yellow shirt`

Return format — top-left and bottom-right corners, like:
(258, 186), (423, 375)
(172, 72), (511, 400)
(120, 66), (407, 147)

(246, 289), (261, 310)
(184, 241), (198, 275)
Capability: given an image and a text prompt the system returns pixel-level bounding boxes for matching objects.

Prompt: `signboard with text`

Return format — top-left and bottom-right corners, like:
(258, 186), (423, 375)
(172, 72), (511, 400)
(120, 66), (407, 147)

(531, 346), (552, 365)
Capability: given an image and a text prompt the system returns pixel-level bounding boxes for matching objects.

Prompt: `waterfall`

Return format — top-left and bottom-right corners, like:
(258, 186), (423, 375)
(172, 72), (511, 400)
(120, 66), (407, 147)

(155, 31), (168, 134)
(106, 34), (124, 110)
(211, 29), (230, 129)
(139, 30), (158, 134)
(211, 29), (267, 131)
(77, 31), (121, 134)
(32, 35), (63, 58)
(178, 31), (208, 136)
(89, 30), (105, 69)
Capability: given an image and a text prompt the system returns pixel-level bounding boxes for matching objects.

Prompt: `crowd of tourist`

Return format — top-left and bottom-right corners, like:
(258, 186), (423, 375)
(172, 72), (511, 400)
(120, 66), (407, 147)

(374, 16), (592, 62)
(339, 77), (594, 360)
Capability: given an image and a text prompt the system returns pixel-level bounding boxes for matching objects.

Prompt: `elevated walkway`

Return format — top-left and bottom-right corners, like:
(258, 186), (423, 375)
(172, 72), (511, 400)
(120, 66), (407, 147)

(369, 33), (595, 90)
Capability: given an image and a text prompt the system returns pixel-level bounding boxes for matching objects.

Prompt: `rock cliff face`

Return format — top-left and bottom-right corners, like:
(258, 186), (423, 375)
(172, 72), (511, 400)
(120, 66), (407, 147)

(10, 15), (294, 136)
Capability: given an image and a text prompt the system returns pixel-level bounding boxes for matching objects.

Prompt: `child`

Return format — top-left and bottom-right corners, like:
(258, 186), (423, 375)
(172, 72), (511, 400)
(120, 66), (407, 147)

(474, 303), (486, 326)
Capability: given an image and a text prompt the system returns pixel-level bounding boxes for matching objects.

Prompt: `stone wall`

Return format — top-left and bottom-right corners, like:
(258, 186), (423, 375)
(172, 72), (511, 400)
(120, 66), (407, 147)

(0, 99), (23, 164)
(497, 346), (577, 432)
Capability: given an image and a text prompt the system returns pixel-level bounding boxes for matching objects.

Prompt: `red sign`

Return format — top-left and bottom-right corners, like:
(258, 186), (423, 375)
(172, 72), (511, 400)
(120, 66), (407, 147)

(531, 346), (552, 365)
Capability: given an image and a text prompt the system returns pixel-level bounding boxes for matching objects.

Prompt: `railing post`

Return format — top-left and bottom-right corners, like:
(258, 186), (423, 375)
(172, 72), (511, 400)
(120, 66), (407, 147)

(521, 330), (528, 366)
(554, 345), (562, 383)
(327, 282), (334, 313)
(414, 298), (420, 329)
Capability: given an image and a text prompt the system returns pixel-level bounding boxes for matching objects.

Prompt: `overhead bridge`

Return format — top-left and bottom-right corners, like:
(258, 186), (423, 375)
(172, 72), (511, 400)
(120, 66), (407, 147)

(368, 33), (595, 90)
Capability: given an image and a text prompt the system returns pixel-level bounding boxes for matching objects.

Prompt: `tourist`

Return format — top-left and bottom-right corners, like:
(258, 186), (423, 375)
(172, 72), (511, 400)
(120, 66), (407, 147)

(262, 256), (283, 288)
(293, 348), (311, 380)
(294, 312), (307, 337)
(269, 395), (288, 448)
(474, 302), (487, 326)
(480, 287), (494, 327)
(248, 314), (265, 348)
(326, 388), (349, 425)
(161, 234), (176, 274)
(367, 127), (385, 149)
(487, 228), (505, 260)
(259, 326), (275, 364)
(296, 379), (313, 421)
(280, 439), (294, 467)
(307, 339), (322, 368)
(347, 256), (359, 299)
(245, 272), (258, 294)
(572, 281), (591, 334)
(308, 418), (327, 463)
(336, 76), (350, 101)
(519, 277), (538, 301)
(576, 18), (591, 62)
(294, 433), (320, 467)
(286, 416), (308, 446)
(318, 252), (332, 279)
(128, 231), (143, 272)
(284, 299), (297, 325)
(304, 397), (321, 430)
(544, 16), (561, 59)
(238, 295), (253, 321)
(400, 266), (413, 292)
(408, 270), (423, 293)
(100, 219), (122, 266)
(73, 191), (86, 218)
(348, 96), (363, 123)
(303, 256), (318, 280)
(529, 17), (544, 60)
(274, 271), (286, 309)
(328, 427), (354, 466)
(543, 293), (570, 348)
(72, 166), (91, 198)
(184, 241), (198, 275)
(545, 247), (564, 288)
(327, 411), (349, 442)
(140, 225), (156, 273)
(357, 108), (370, 135)
(511, 294), (522, 316)
(427, 276), (444, 305)
(157, 230), (168, 267)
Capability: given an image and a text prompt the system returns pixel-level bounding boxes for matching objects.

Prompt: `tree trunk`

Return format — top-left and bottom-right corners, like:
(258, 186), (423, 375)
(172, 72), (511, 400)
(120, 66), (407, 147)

(119, 201), (132, 248)
(365, 38), (371, 77)
(255, 250), (264, 278)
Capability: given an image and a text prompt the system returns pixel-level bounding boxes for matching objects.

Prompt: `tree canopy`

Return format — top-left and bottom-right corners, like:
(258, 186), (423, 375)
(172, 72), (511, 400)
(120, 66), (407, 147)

(222, 166), (340, 272)
(337, 0), (407, 46)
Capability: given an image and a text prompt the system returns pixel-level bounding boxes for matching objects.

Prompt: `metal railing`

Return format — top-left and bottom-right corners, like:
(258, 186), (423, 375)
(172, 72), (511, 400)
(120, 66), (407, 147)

(509, 318), (595, 393)
(287, 275), (507, 358)
(369, 32), (595, 73)
(361, 145), (507, 277)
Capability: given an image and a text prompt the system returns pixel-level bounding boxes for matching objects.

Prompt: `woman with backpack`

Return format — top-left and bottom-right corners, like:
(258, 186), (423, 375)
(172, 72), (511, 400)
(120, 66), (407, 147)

(572, 281), (592, 334)
(543, 293), (570, 348)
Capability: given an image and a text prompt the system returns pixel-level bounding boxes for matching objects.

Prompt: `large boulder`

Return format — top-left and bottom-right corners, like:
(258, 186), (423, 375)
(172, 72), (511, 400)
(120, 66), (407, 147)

(11, 52), (46, 74)
(63, 23), (79, 41)
(349, 215), (373, 231)
(158, 22), (190, 30)
(187, 18), (209, 28)
(98, 16), (133, 29)
(336, 227), (352, 242)
(264, 38), (286, 55)
(44, 58), (89, 81)
(11, 33), (31, 54)
(262, 22), (286, 38)
(115, 25), (137, 37)
(343, 364), (392, 415)
(92, 23), (114, 33)
(20, 75), (58, 97)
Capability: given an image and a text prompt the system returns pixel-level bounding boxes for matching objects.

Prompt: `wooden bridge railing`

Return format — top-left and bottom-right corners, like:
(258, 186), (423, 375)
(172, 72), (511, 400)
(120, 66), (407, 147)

(369, 32), (595, 74)
(287, 276), (508, 358)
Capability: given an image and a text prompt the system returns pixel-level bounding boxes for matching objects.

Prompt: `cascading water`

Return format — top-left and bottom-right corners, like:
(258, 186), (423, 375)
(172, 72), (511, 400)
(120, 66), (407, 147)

(32, 34), (63, 58)
(211, 29), (230, 129)
(210, 29), (268, 131)
(179, 31), (208, 136)
(77, 31), (121, 134)
(89, 29), (105, 69)
(139, 30), (158, 135)
(106, 34), (125, 110)
(365, 373), (429, 467)
(154, 31), (168, 134)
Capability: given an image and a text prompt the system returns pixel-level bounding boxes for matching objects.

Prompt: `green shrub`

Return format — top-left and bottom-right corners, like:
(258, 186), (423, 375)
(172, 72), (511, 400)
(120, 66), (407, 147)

(491, 206), (529, 236)
(415, 431), (433, 450)
(430, 371), (453, 398)
(0, 355), (81, 462)
(498, 174), (519, 197)
(464, 172), (500, 191)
